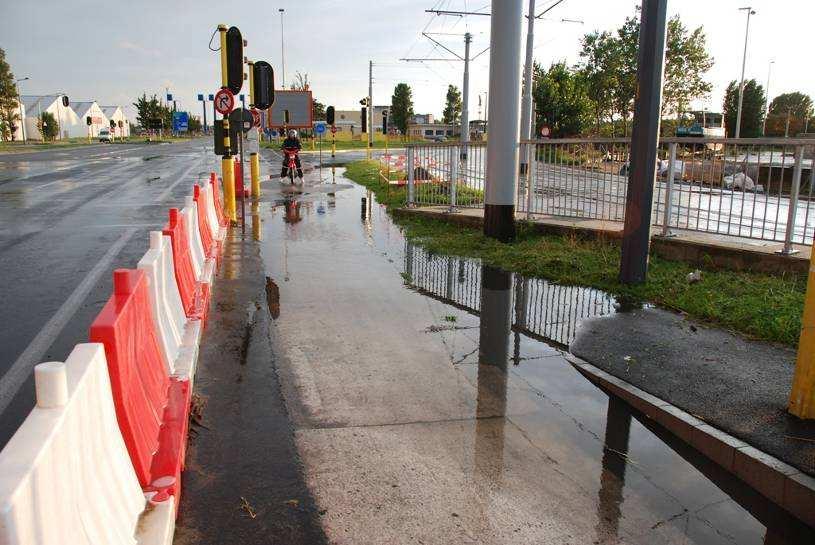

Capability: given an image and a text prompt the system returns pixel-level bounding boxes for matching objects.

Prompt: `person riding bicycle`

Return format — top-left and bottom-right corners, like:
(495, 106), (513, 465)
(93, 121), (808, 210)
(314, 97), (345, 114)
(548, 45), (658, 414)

(280, 129), (304, 179)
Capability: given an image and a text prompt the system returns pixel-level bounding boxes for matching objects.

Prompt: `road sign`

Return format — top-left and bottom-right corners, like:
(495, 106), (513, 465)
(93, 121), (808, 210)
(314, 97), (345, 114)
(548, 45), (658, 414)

(250, 108), (261, 128)
(208, 93), (215, 101)
(315, 122), (326, 135)
(172, 111), (189, 132)
(197, 94), (204, 101)
(540, 125), (550, 138)
(214, 88), (235, 115)
(166, 93), (173, 102)
(330, 125), (337, 134)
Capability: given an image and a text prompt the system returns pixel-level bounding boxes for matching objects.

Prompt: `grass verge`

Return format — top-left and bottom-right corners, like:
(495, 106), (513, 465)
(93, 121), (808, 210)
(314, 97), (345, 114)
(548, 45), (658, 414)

(344, 159), (806, 347)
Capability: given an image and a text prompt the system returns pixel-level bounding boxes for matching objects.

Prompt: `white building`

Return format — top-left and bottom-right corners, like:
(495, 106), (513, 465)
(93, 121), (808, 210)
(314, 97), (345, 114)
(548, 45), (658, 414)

(17, 95), (79, 141)
(101, 106), (131, 138)
(70, 101), (108, 138)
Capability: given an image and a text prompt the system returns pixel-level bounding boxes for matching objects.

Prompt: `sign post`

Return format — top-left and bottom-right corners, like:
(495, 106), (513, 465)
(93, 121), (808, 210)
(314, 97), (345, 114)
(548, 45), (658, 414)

(315, 122), (326, 170)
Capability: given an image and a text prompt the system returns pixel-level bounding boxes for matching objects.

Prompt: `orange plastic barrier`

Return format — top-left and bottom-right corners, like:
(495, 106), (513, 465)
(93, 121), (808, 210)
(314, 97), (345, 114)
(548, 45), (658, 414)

(193, 185), (217, 259)
(210, 173), (228, 228)
(89, 270), (190, 505)
(162, 208), (209, 322)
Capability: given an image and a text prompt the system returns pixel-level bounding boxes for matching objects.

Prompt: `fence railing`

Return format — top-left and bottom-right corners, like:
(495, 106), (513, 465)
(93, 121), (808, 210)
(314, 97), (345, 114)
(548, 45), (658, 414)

(404, 137), (815, 252)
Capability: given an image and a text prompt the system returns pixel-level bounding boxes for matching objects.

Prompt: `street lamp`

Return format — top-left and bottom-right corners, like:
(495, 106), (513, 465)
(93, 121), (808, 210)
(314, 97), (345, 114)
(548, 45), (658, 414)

(734, 7), (755, 139)
(279, 8), (286, 89)
(762, 59), (774, 136)
(15, 77), (29, 143)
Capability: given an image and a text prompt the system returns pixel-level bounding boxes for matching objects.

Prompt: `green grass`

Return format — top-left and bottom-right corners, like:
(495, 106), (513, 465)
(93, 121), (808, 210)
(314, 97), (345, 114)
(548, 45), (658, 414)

(344, 159), (807, 347)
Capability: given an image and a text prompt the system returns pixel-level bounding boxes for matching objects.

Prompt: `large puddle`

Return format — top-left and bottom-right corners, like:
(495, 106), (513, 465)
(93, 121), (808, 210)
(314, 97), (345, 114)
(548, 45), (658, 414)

(257, 170), (814, 544)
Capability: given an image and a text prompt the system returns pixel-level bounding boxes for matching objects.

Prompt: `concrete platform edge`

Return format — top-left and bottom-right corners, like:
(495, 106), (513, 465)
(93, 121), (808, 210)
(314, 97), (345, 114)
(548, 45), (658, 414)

(564, 353), (815, 528)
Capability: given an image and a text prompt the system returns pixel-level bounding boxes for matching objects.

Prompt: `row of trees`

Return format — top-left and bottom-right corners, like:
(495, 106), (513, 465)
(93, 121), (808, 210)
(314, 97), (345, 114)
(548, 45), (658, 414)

(725, 83), (814, 137)
(0, 48), (21, 141)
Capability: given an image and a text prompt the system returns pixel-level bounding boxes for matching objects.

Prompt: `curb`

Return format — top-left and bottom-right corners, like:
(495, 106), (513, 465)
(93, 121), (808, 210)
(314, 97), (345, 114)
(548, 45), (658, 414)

(566, 353), (815, 528)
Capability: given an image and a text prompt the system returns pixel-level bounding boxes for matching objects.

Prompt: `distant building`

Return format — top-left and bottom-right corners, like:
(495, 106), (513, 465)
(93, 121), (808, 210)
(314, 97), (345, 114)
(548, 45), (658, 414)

(100, 106), (131, 138)
(410, 113), (434, 125)
(17, 95), (80, 141)
(71, 101), (109, 138)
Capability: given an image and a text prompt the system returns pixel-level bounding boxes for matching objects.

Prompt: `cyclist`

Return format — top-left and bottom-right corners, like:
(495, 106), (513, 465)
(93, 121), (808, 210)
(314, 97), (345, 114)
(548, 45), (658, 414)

(280, 129), (304, 179)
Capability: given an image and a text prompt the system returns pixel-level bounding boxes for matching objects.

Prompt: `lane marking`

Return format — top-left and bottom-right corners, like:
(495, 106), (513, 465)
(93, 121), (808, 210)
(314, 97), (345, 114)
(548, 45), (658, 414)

(156, 157), (202, 202)
(0, 228), (136, 414)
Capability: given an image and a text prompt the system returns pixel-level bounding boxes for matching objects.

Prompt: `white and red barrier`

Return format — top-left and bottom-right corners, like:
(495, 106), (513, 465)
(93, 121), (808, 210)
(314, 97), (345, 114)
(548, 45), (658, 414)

(0, 344), (174, 545)
(0, 174), (230, 544)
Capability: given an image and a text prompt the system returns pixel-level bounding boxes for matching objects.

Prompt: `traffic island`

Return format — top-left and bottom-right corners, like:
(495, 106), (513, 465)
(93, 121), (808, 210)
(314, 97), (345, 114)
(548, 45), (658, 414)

(567, 306), (815, 527)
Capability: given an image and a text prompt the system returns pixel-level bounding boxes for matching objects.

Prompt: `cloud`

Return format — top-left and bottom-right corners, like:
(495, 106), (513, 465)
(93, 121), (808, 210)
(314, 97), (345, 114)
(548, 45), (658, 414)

(118, 40), (161, 58)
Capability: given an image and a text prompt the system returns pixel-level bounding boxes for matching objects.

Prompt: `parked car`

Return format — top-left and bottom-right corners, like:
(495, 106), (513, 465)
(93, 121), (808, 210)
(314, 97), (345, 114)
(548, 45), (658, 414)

(98, 129), (113, 143)
(425, 135), (446, 142)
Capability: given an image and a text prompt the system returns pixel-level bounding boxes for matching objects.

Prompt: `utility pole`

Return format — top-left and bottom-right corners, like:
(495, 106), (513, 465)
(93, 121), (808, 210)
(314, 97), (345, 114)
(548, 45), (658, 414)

(368, 60), (373, 160)
(735, 7), (755, 139)
(519, 0), (536, 175)
(460, 33), (471, 159)
(483, 0), (523, 242)
(15, 77), (29, 143)
(619, 0), (668, 284)
(762, 59), (774, 136)
(279, 8), (286, 88)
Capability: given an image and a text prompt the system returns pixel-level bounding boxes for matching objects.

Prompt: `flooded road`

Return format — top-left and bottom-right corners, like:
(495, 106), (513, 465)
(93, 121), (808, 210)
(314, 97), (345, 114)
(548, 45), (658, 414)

(256, 167), (814, 544)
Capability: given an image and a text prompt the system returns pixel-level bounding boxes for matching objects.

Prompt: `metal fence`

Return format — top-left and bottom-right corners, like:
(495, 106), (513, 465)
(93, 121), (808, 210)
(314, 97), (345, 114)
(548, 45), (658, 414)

(405, 141), (487, 209)
(404, 243), (616, 347)
(404, 137), (815, 252)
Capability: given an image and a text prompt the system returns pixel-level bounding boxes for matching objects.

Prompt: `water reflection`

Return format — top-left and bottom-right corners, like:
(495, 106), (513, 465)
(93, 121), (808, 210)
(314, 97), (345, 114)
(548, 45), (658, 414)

(403, 242), (815, 543)
(404, 242), (615, 347)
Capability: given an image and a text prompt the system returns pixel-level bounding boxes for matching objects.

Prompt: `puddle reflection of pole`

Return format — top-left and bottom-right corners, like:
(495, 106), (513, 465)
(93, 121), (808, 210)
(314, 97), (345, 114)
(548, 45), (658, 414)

(251, 201), (261, 242)
(405, 241), (414, 281)
(475, 265), (512, 486)
(595, 396), (632, 543)
(513, 274), (529, 366)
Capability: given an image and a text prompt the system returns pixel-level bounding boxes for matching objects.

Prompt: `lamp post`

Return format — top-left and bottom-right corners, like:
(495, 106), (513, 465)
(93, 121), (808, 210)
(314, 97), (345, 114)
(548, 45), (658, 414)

(279, 8), (286, 88)
(15, 77), (29, 143)
(762, 59), (774, 136)
(734, 7), (755, 139)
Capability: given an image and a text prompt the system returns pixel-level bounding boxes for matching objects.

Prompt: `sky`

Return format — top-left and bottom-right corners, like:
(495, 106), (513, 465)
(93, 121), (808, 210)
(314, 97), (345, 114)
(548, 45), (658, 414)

(4, 0), (814, 123)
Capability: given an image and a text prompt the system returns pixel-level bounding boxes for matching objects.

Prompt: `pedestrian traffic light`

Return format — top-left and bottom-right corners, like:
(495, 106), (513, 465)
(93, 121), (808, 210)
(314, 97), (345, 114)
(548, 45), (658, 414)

(252, 61), (275, 110)
(110, 120), (115, 129)
(86, 116), (92, 126)
(225, 26), (244, 95)
(361, 107), (367, 133)
(326, 106), (335, 125)
(61, 96), (69, 107)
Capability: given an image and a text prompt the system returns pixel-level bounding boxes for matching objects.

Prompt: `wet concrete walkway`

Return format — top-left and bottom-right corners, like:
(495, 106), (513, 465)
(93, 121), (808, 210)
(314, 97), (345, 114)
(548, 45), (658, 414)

(177, 162), (814, 544)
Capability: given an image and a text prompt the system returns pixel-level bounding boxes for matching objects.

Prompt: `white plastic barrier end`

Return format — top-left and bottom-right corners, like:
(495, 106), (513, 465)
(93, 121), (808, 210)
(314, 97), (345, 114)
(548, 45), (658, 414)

(34, 362), (68, 408)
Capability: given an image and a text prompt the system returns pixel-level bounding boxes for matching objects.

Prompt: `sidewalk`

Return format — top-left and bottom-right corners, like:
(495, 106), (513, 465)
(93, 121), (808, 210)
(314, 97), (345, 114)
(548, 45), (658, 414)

(399, 206), (812, 275)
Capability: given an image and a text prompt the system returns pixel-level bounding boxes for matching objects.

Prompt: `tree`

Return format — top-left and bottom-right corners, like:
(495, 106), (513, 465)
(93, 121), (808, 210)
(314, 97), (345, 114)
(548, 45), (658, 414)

(723, 79), (765, 137)
(532, 61), (592, 137)
(390, 83), (414, 135)
(769, 92), (813, 118)
(132, 93), (173, 131)
(312, 99), (326, 120)
(187, 114), (202, 133)
(442, 85), (461, 125)
(289, 72), (310, 91)
(578, 30), (618, 133)
(661, 16), (714, 118)
(38, 111), (59, 141)
(0, 48), (19, 141)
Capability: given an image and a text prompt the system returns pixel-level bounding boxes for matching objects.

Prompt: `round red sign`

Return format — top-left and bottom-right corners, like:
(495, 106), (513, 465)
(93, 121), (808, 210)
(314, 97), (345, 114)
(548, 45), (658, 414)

(330, 125), (337, 134)
(250, 108), (261, 128)
(214, 88), (235, 116)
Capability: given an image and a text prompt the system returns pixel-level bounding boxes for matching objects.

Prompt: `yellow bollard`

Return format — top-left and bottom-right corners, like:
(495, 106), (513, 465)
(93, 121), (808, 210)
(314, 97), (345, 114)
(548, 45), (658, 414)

(790, 243), (815, 419)
(250, 152), (260, 198)
(222, 156), (237, 224)
(251, 201), (261, 242)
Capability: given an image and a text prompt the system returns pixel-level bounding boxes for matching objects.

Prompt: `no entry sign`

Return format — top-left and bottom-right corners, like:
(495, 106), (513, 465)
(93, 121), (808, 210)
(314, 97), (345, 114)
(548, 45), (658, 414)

(250, 108), (261, 128)
(214, 88), (235, 115)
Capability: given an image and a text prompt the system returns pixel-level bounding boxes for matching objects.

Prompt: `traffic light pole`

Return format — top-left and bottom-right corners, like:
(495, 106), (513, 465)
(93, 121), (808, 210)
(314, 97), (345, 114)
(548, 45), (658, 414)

(218, 24), (237, 224)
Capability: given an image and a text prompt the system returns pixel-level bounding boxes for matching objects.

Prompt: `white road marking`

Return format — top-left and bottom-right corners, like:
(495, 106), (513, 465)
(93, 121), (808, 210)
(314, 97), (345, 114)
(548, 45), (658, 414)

(0, 228), (136, 414)
(156, 157), (202, 202)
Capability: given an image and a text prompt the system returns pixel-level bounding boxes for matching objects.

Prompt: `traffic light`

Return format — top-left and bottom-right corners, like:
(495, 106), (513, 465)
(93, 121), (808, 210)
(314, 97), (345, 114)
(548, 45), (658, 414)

(61, 96), (69, 107)
(252, 61), (275, 110)
(86, 116), (92, 126)
(110, 119), (116, 129)
(361, 107), (367, 133)
(225, 26), (244, 94)
(326, 106), (335, 125)
(283, 110), (290, 125)
(382, 110), (388, 134)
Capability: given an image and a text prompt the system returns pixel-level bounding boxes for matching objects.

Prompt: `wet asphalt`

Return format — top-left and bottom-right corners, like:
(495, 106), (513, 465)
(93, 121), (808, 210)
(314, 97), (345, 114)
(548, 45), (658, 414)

(183, 163), (812, 543)
(0, 139), (221, 446)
